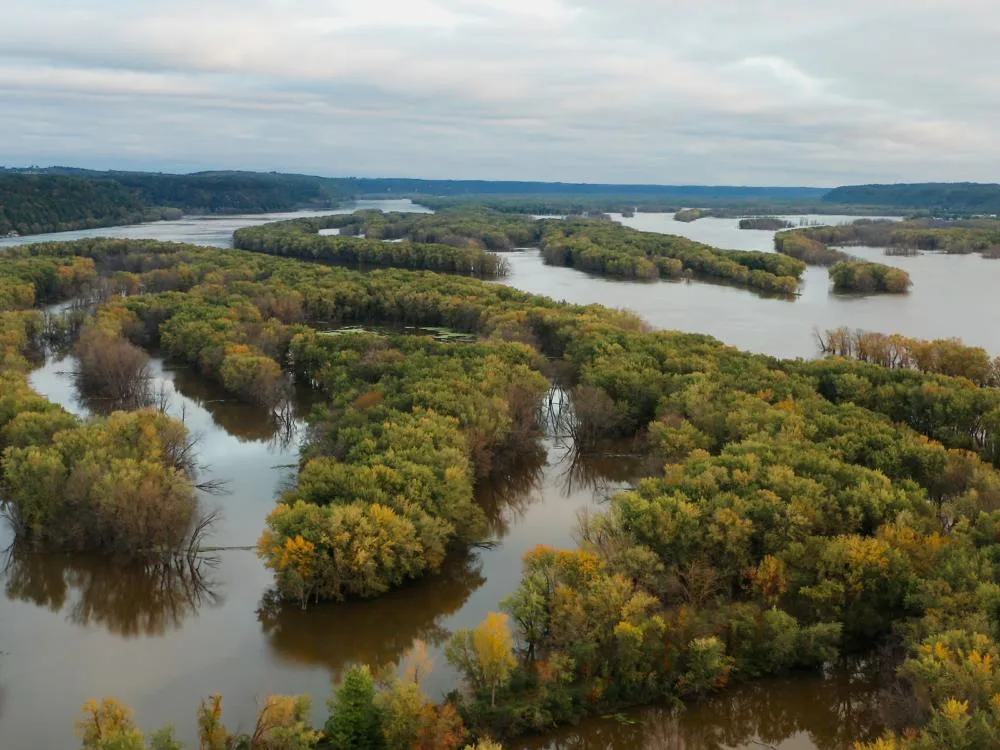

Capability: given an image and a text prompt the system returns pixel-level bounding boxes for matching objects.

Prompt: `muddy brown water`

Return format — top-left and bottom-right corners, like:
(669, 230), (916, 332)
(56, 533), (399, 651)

(0, 352), (647, 748)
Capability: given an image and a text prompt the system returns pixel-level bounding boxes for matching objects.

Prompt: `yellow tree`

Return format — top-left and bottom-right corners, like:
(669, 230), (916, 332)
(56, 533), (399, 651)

(76, 698), (145, 750)
(447, 612), (517, 708)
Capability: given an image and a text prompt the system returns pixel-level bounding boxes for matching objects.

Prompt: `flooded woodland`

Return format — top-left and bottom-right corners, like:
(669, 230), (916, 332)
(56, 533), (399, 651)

(3, 201), (1000, 748)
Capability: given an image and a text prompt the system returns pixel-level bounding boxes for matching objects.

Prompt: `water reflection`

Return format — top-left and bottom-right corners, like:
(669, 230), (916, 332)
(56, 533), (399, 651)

(167, 360), (318, 448)
(258, 555), (485, 681)
(1, 546), (223, 638)
(479, 443), (548, 537)
(256, 423), (636, 684)
(517, 662), (886, 750)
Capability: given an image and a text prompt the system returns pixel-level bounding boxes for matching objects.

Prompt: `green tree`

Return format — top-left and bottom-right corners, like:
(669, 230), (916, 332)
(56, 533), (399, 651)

(326, 666), (384, 749)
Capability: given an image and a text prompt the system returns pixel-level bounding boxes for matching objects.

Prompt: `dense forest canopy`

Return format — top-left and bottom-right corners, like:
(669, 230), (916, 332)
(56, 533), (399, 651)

(0, 174), (176, 236)
(825, 182), (1000, 215)
(107, 171), (349, 213)
(6, 233), (1000, 748)
(233, 212), (513, 277)
(4, 168), (826, 200)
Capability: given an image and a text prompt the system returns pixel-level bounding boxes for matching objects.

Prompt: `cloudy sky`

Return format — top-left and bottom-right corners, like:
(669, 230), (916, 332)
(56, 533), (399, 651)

(2, 1), (996, 185)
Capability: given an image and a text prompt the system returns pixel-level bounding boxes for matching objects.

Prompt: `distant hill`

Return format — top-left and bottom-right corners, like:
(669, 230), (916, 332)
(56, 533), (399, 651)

(0, 174), (151, 236)
(4, 167), (827, 203)
(824, 183), (1000, 215)
(0, 167), (836, 235)
(2, 168), (348, 214)
(338, 178), (828, 202)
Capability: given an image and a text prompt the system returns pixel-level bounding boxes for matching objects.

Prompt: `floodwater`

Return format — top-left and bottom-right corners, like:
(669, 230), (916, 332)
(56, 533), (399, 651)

(0, 351), (639, 749)
(515, 660), (886, 750)
(1, 203), (962, 749)
(502, 212), (1000, 360)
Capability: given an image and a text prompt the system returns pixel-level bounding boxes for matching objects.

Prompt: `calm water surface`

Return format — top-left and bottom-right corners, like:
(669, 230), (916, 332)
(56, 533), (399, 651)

(499, 212), (1000, 359)
(1, 204), (962, 748)
(514, 661), (886, 750)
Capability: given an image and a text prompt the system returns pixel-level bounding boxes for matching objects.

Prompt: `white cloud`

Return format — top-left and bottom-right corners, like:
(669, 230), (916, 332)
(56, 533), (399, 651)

(1, 0), (999, 183)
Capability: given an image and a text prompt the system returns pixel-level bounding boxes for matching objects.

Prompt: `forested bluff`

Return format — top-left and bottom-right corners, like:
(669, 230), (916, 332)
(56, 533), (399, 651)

(10, 168), (1000, 239)
(2, 202), (1000, 749)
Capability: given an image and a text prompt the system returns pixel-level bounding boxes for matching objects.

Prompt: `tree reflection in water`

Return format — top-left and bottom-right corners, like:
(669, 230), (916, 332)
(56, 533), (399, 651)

(1, 546), (223, 637)
(257, 554), (486, 682)
(257, 387), (651, 686)
(478, 443), (548, 538)
(514, 659), (888, 750)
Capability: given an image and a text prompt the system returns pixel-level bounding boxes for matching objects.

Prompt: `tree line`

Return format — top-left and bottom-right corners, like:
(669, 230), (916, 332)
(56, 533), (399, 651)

(71, 669), (502, 749)
(234, 216), (510, 278)
(540, 217), (804, 293)
(818, 327), (1000, 386)
(775, 226), (912, 293)
(738, 217), (793, 230)
(786, 217), (1000, 258)
(824, 182), (1000, 215)
(327, 208), (541, 251)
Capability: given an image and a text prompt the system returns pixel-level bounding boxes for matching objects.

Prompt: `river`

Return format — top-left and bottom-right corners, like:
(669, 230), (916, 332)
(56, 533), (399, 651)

(4, 201), (979, 748)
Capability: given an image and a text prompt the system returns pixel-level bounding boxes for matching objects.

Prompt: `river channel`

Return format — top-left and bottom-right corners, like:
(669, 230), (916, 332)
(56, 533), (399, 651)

(4, 200), (992, 748)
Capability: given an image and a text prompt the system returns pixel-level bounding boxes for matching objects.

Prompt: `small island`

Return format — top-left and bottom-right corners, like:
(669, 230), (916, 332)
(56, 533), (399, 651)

(673, 208), (711, 222)
(829, 260), (911, 293)
(739, 217), (793, 230)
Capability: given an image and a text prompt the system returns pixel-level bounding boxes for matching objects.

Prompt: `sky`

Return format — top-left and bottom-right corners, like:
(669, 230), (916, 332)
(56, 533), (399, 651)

(2, 0), (998, 185)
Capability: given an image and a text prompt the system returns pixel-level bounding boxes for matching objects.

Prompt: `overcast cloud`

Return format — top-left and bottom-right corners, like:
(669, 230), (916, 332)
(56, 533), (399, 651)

(2, 0), (997, 185)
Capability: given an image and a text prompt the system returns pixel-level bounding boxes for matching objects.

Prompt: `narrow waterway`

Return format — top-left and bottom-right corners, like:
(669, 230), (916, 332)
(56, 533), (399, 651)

(0, 348), (640, 748)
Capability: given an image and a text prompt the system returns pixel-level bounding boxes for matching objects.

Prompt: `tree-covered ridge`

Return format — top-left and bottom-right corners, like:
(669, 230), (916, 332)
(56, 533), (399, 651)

(414, 194), (878, 217)
(233, 214), (510, 277)
(0, 171), (349, 236)
(539, 217), (804, 293)
(109, 171), (348, 213)
(0, 174), (178, 236)
(4, 169), (350, 213)
(825, 182), (1000, 215)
